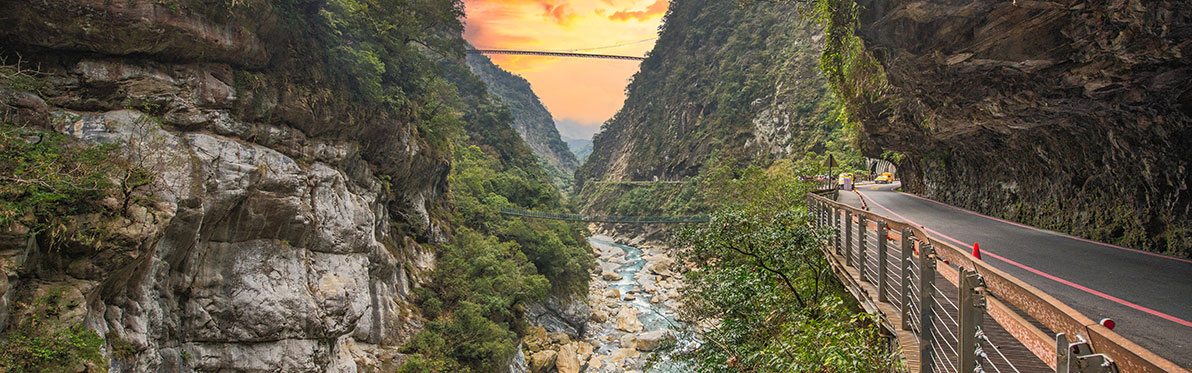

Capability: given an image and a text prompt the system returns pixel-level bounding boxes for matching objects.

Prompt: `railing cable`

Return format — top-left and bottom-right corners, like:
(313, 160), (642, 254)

(978, 328), (1022, 373)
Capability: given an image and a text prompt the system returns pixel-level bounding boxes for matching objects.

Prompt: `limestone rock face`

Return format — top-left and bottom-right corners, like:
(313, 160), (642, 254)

(525, 293), (592, 338)
(850, 0), (1192, 255)
(508, 343), (529, 373)
(0, 2), (452, 371)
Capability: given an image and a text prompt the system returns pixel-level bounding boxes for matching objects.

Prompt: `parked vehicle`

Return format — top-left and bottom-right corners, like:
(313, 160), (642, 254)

(875, 172), (894, 184)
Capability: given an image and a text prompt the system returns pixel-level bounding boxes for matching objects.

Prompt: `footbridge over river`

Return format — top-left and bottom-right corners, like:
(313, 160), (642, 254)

(810, 183), (1188, 373)
(498, 208), (709, 223)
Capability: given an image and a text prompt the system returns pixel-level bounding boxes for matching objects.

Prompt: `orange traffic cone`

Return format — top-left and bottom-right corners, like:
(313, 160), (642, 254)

(972, 242), (982, 260)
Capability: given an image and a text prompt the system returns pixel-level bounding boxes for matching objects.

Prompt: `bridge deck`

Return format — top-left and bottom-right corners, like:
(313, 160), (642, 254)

(829, 213), (1052, 372)
(498, 208), (709, 223)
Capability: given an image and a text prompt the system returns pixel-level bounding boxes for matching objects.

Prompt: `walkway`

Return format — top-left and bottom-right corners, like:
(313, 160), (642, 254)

(840, 182), (1192, 368)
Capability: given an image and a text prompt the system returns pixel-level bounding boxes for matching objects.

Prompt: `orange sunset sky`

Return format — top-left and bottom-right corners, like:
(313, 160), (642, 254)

(462, 0), (670, 139)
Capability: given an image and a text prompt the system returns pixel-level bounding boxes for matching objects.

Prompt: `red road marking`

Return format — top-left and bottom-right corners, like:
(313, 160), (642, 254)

(896, 191), (1192, 265)
(860, 190), (1192, 329)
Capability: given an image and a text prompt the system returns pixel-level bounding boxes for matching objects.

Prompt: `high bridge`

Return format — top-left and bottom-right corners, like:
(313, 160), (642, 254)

(466, 49), (646, 61)
(810, 183), (1189, 372)
(498, 208), (708, 223)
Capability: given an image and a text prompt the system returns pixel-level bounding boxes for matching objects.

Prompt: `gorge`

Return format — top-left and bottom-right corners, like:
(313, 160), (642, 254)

(0, 0), (1188, 371)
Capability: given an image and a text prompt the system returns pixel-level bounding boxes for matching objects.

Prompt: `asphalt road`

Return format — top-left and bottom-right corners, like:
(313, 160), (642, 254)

(837, 182), (1192, 368)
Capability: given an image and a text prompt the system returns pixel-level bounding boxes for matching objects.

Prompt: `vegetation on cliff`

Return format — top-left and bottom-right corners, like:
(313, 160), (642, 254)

(572, 0), (869, 218)
(0, 288), (106, 372)
(573, 146), (866, 217)
(0, 126), (122, 372)
(466, 53), (579, 190)
(0, 126), (125, 249)
(673, 161), (895, 371)
(393, 10), (593, 372)
(575, 0), (857, 188)
(403, 137), (592, 372)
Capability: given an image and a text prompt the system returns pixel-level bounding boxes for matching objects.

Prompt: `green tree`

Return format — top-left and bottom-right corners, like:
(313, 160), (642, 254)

(673, 165), (896, 372)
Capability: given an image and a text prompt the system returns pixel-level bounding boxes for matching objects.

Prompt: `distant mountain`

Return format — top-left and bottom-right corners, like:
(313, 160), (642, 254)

(466, 52), (579, 183)
(562, 136), (593, 162)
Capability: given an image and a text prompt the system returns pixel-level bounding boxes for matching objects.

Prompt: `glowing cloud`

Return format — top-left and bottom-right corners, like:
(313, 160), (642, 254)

(608, 0), (668, 22)
(542, 2), (577, 25)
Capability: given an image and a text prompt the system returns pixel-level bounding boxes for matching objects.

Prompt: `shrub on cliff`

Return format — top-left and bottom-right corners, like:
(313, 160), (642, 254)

(0, 125), (152, 250)
(0, 288), (106, 372)
(402, 143), (591, 370)
(673, 163), (896, 371)
(402, 228), (549, 372)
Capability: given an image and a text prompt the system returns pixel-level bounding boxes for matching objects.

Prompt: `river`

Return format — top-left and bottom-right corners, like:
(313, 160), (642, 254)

(583, 236), (694, 372)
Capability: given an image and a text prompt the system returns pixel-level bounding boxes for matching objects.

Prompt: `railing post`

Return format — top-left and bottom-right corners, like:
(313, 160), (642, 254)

(814, 200), (821, 228)
(835, 207), (843, 254)
(959, 268), (986, 373)
(1056, 333), (1070, 373)
(831, 205), (840, 253)
(877, 221), (889, 302)
(901, 228), (913, 331)
(819, 201), (826, 229)
(920, 243), (937, 373)
(843, 210), (852, 259)
(857, 215), (868, 282)
(1055, 333), (1118, 373)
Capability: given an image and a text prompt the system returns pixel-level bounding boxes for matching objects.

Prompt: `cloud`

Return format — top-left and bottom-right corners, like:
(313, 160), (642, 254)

(608, 0), (668, 22)
(541, 1), (578, 24)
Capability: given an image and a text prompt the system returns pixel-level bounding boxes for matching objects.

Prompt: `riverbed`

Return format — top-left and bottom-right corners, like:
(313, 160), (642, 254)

(581, 235), (693, 372)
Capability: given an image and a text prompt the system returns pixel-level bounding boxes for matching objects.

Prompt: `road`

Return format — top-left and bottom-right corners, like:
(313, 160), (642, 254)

(837, 182), (1192, 368)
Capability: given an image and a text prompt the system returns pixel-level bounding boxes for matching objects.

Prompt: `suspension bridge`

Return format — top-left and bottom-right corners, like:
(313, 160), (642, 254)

(498, 208), (708, 223)
(466, 49), (646, 61)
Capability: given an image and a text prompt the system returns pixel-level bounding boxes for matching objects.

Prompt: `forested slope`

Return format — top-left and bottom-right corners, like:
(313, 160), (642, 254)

(467, 52), (579, 188)
(576, 0), (850, 187)
(574, 0), (864, 216)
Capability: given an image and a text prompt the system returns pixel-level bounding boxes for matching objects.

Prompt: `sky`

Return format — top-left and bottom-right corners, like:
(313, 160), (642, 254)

(461, 0), (669, 140)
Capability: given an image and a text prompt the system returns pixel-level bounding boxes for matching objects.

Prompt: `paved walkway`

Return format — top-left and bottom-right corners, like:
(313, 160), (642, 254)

(838, 182), (1192, 368)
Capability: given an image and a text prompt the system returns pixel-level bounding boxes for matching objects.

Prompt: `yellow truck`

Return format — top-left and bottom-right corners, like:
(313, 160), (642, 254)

(875, 172), (894, 184)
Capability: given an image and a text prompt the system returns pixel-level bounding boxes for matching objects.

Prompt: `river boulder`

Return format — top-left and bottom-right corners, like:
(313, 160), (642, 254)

(634, 330), (676, 351)
(614, 306), (643, 333)
(555, 343), (581, 373)
(529, 350), (557, 373)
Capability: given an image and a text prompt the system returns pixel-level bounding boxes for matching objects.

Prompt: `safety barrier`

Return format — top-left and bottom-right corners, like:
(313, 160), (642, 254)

(806, 193), (1183, 373)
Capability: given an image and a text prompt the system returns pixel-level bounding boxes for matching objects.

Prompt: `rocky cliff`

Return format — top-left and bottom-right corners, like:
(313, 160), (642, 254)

(0, 0), (583, 371)
(575, 0), (844, 187)
(832, 0), (1192, 256)
(467, 53), (579, 186)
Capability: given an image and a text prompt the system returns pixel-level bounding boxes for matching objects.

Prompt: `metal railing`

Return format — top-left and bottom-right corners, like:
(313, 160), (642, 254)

(806, 193), (1184, 373)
